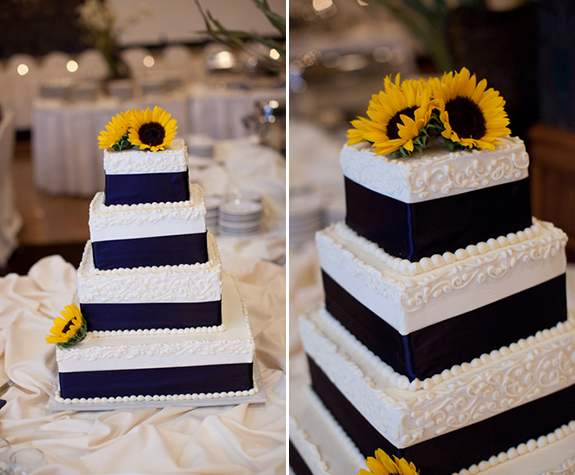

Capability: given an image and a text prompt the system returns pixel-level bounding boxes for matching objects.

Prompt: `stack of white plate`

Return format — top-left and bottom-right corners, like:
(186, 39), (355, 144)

(186, 134), (215, 159)
(289, 194), (324, 246)
(205, 196), (221, 233)
(218, 200), (263, 237)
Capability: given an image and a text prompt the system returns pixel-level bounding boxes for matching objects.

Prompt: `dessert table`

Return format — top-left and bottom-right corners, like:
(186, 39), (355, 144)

(0, 253), (286, 474)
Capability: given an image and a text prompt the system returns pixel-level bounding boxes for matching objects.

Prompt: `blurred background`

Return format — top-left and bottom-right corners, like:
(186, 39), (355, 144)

(0, 0), (287, 276)
(289, 0), (575, 366)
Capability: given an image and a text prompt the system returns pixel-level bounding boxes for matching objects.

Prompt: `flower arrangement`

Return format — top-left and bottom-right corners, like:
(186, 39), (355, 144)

(46, 303), (87, 349)
(359, 449), (419, 475)
(347, 68), (511, 158)
(98, 106), (178, 152)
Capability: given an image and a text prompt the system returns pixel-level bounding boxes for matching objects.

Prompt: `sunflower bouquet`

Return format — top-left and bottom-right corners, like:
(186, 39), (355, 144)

(359, 449), (420, 475)
(348, 68), (511, 159)
(98, 106), (178, 152)
(46, 303), (88, 349)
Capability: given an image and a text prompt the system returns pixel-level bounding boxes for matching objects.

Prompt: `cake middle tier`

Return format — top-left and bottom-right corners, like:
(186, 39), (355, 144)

(317, 220), (568, 380)
(78, 232), (222, 332)
(89, 184), (208, 270)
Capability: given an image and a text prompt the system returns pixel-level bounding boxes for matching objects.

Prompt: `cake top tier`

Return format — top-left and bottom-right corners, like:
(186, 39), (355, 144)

(347, 68), (511, 159)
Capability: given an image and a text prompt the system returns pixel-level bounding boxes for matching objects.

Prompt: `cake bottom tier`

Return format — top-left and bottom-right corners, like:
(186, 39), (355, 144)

(59, 362), (254, 400)
(56, 273), (256, 404)
(289, 376), (575, 475)
(308, 356), (575, 475)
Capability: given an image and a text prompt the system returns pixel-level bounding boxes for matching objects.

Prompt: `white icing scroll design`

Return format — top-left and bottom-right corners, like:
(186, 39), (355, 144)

(79, 272), (221, 303)
(57, 339), (255, 362)
(317, 222), (566, 313)
(340, 136), (529, 201)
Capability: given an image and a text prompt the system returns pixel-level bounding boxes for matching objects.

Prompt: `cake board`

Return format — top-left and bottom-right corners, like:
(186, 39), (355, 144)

(289, 375), (575, 475)
(47, 358), (267, 412)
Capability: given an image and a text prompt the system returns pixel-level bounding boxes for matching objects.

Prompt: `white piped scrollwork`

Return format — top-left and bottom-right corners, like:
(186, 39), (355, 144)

(104, 140), (188, 174)
(56, 338), (255, 362)
(300, 310), (575, 448)
(317, 221), (566, 313)
(341, 136), (529, 203)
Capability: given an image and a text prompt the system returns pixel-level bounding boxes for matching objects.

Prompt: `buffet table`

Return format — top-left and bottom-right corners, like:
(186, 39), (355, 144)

(0, 254), (286, 474)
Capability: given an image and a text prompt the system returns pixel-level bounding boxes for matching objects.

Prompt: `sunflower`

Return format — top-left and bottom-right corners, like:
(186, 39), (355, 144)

(359, 449), (419, 475)
(433, 67), (511, 151)
(46, 303), (87, 349)
(128, 106), (178, 152)
(98, 110), (134, 151)
(347, 74), (434, 158)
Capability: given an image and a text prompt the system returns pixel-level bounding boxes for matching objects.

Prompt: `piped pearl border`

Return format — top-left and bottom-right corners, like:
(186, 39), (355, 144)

(87, 324), (226, 338)
(54, 385), (259, 405)
(453, 420), (575, 475)
(316, 308), (575, 391)
(332, 219), (563, 277)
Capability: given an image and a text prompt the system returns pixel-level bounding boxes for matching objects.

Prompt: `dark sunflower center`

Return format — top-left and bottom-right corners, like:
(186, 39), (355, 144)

(138, 122), (166, 146)
(386, 106), (417, 140)
(445, 96), (486, 139)
(62, 320), (74, 333)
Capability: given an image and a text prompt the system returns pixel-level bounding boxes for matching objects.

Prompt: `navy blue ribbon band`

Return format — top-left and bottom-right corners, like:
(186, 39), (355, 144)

(289, 441), (314, 475)
(322, 270), (567, 381)
(105, 171), (190, 206)
(308, 356), (575, 475)
(60, 362), (253, 400)
(81, 300), (222, 332)
(344, 177), (533, 261)
(92, 232), (209, 270)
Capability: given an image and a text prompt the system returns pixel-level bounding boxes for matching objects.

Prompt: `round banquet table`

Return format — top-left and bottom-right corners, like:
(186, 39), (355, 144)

(0, 253), (286, 475)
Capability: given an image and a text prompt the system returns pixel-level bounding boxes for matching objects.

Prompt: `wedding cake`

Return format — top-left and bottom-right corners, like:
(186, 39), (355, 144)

(290, 70), (575, 475)
(47, 107), (258, 405)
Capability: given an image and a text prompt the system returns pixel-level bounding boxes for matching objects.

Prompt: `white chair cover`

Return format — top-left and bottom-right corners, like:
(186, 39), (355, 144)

(0, 110), (23, 267)
(41, 51), (73, 80)
(160, 45), (194, 83)
(121, 48), (150, 80)
(77, 49), (108, 81)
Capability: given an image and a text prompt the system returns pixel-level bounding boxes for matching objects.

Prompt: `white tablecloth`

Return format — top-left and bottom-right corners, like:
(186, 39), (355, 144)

(0, 255), (286, 474)
(0, 110), (23, 267)
(187, 85), (285, 141)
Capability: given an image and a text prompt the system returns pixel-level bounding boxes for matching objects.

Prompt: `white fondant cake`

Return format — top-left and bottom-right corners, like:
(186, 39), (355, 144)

(51, 127), (258, 405)
(291, 133), (575, 474)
